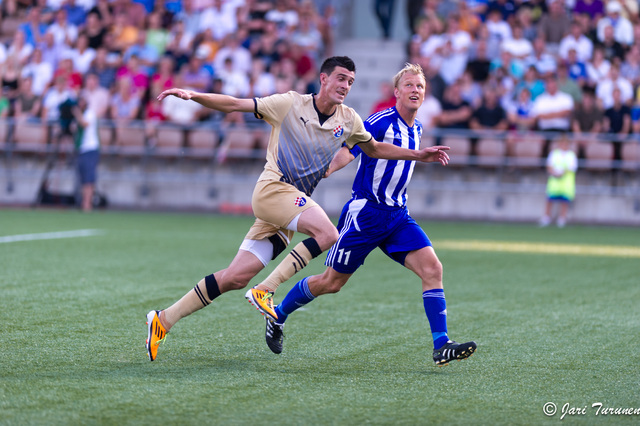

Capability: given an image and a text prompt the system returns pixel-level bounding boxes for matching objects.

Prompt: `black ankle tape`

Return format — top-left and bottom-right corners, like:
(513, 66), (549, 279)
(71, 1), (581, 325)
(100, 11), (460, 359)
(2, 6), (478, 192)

(302, 238), (322, 258)
(204, 274), (221, 300)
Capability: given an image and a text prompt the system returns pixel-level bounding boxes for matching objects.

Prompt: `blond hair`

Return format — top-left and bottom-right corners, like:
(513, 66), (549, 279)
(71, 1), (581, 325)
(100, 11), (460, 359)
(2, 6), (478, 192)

(392, 63), (426, 88)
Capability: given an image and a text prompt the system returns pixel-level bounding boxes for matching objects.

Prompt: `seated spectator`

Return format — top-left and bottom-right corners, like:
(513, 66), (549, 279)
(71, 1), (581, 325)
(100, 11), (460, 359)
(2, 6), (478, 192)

(63, 0), (87, 27)
(469, 88), (508, 155)
(525, 37), (557, 76)
(194, 29), (221, 63)
(620, 44), (640, 87)
(38, 32), (65, 71)
(214, 34), (253, 77)
(109, 12), (140, 54)
(597, 24), (626, 63)
(250, 20), (283, 69)
(47, 8), (78, 48)
(160, 74), (208, 125)
(571, 87), (603, 158)
(84, 12), (108, 50)
(557, 63), (582, 103)
(596, 1), (633, 47)
(506, 87), (536, 130)
(530, 73), (574, 157)
(573, 0), (605, 19)
(146, 12), (170, 58)
(53, 58), (83, 93)
(41, 75), (75, 124)
(434, 80), (473, 145)
(436, 15), (472, 85)
(467, 38), (491, 83)
(501, 24), (533, 64)
(459, 69), (483, 109)
(20, 48), (53, 97)
(515, 6), (538, 42)
(199, 0), (240, 41)
(603, 87), (631, 163)
(81, 72), (110, 119)
(514, 65), (545, 101)
(218, 57), (250, 98)
(165, 20), (195, 72)
(1, 57), (22, 101)
(291, 9), (324, 64)
(123, 31), (159, 77)
(151, 56), (175, 93)
(116, 55), (149, 98)
(7, 31), (34, 66)
(249, 57), (276, 97)
(537, 0), (571, 49)
(586, 46), (611, 85)
(179, 55), (213, 93)
(68, 34), (97, 75)
(416, 79), (442, 131)
(265, 0), (299, 38)
(631, 93), (640, 134)
(485, 10), (511, 60)
(559, 20), (594, 64)
(565, 48), (588, 86)
(596, 64), (633, 109)
(87, 47), (118, 91)
(19, 6), (48, 48)
(13, 77), (42, 122)
(370, 81), (396, 114)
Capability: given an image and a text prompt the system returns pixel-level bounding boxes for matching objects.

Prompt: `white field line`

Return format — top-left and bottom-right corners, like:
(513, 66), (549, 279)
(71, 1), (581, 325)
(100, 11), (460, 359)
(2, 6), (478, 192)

(0, 229), (104, 244)
(437, 240), (640, 258)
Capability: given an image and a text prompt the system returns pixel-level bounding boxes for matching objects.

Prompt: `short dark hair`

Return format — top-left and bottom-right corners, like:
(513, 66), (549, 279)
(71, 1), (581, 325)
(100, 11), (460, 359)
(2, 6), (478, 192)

(320, 56), (356, 76)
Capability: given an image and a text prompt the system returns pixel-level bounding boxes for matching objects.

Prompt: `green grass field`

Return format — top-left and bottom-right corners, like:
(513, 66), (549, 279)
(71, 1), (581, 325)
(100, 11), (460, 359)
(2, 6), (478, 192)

(1, 209), (639, 425)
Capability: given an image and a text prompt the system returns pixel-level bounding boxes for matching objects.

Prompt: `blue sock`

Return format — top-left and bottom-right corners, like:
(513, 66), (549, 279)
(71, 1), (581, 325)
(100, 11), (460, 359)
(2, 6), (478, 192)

(423, 289), (449, 349)
(274, 277), (316, 324)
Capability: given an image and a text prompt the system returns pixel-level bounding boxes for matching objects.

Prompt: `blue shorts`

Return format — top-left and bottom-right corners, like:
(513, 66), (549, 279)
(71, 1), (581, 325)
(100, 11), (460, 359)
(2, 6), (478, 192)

(325, 198), (431, 274)
(78, 150), (99, 184)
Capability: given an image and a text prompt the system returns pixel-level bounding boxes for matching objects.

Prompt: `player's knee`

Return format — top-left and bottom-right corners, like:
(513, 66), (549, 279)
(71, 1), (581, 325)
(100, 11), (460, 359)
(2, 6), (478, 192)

(219, 271), (251, 291)
(317, 226), (339, 251)
(420, 258), (443, 284)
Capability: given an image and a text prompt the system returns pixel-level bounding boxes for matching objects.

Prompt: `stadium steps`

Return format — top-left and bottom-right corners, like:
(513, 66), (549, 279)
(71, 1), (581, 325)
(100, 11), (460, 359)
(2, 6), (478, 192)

(334, 39), (407, 118)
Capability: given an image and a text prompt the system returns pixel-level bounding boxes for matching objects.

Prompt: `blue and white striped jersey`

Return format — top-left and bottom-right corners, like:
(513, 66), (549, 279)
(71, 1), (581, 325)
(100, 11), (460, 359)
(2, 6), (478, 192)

(350, 106), (422, 208)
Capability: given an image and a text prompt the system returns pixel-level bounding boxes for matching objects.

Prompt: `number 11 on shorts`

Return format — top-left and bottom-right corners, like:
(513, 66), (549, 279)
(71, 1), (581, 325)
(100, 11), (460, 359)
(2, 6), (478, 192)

(336, 249), (351, 265)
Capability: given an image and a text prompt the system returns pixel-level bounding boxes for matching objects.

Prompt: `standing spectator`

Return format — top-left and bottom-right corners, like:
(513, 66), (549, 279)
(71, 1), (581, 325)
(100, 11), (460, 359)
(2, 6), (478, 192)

(603, 87), (631, 164)
(571, 87), (603, 158)
(530, 74), (574, 157)
(20, 48), (53, 97)
(539, 134), (578, 228)
(373, 0), (395, 39)
(597, 1), (633, 47)
(71, 97), (100, 212)
(537, 0), (571, 50)
(558, 20), (594, 63)
(596, 64), (633, 109)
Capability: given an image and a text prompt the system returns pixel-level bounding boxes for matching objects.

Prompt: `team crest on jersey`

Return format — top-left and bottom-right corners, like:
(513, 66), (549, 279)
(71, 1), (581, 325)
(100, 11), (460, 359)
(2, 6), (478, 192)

(332, 125), (344, 137)
(294, 196), (307, 207)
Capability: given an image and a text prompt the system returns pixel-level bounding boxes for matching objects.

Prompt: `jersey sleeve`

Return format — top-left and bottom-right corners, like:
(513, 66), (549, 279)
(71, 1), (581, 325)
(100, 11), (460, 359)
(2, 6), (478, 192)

(254, 91), (294, 126)
(344, 111), (372, 149)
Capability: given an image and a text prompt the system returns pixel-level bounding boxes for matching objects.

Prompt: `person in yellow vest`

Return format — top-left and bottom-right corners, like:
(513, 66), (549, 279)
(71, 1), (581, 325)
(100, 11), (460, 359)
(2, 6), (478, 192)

(539, 133), (577, 228)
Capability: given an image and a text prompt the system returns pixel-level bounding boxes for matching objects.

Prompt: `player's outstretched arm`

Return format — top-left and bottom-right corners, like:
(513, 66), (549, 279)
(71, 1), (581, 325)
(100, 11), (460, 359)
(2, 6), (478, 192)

(358, 140), (450, 166)
(324, 146), (356, 178)
(156, 88), (255, 113)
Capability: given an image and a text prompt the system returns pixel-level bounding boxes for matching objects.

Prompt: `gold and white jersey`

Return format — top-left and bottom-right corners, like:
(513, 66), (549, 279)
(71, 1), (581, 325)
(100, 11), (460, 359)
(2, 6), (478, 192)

(255, 91), (372, 196)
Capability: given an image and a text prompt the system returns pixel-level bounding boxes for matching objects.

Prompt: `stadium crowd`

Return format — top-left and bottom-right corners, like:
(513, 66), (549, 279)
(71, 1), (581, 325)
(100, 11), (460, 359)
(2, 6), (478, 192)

(0, 0), (639, 161)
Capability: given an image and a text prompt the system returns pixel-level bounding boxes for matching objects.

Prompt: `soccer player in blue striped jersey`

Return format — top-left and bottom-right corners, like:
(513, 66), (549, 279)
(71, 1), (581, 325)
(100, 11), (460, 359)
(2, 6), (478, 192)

(263, 63), (477, 366)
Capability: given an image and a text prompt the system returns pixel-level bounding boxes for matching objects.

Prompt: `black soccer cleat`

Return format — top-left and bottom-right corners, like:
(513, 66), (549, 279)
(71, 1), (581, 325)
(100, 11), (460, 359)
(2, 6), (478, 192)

(265, 318), (284, 354)
(433, 340), (477, 366)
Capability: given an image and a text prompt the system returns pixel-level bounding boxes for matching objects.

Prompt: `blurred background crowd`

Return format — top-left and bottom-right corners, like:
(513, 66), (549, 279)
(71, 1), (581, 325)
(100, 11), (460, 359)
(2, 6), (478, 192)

(0, 0), (639, 160)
